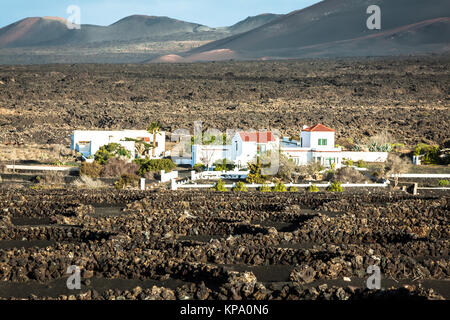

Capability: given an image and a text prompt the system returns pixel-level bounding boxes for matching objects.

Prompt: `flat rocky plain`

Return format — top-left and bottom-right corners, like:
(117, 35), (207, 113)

(0, 188), (448, 300)
(0, 56), (449, 147)
(0, 56), (449, 300)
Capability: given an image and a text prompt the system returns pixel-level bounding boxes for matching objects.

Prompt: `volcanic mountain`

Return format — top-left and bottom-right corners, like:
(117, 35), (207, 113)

(0, 14), (282, 48)
(163, 0), (450, 62)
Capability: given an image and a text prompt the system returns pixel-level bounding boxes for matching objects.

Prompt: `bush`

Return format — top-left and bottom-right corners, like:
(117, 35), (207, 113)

(114, 174), (140, 189)
(288, 186), (299, 192)
(211, 179), (227, 191)
(143, 171), (155, 180)
(80, 161), (102, 178)
(36, 172), (65, 185)
(233, 181), (247, 192)
(273, 182), (287, 192)
(258, 184), (271, 192)
(307, 185), (319, 192)
(246, 158), (267, 184)
(356, 160), (367, 168)
(73, 176), (105, 189)
(334, 167), (368, 183)
(343, 159), (353, 167)
(101, 158), (139, 178)
(438, 180), (449, 187)
(94, 143), (131, 165)
(193, 163), (206, 173)
(327, 181), (344, 192)
(135, 158), (176, 175)
(414, 143), (441, 164)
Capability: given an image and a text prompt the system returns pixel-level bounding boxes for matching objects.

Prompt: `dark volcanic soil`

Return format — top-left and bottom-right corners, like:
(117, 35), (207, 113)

(0, 56), (448, 147)
(0, 189), (448, 300)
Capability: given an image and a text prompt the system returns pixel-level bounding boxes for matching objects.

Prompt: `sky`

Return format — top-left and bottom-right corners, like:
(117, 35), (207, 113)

(0, 0), (320, 28)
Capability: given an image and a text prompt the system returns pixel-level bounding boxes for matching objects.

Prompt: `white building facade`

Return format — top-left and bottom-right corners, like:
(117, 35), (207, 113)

(70, 130), (165, 160)
(191, 124), (388, 170)
(281, 124), (343, 168)
(192, 131), (279, 168)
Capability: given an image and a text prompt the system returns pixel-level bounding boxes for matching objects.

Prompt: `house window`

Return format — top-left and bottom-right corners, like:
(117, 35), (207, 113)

(257, 144), (266, 154)
(318, 138), (327, 146)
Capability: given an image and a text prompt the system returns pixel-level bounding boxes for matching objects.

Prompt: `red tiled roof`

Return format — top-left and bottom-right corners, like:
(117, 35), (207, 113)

(239, 131), (276, 143)
(302, 123), (335, 132)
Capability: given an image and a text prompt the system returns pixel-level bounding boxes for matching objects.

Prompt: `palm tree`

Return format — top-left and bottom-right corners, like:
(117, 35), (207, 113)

(147, 122), (161, 158)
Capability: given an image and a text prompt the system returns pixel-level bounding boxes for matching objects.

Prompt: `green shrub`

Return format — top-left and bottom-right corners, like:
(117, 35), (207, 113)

(211, 179), (227, 191)
(246, 157), (267, 184)
(80, 161), (103, 178)
(273, 182), (287, 192)
(414, 143), (441, 164)
(114, 174), (140, 189)
(233, 181), (248, 192)
(327, 181), (344, 192)
(135, 158), (176, 175)
(95, 143), (131, 165)
(258, 184), (271, 192)
(343, 159), (353, 167)
(356, 160), (367, 168)
(288, 186), (299, 192)
(307, 185), (319, 192)
(193, 163), (205, 173)
(438, 180), (449, 187)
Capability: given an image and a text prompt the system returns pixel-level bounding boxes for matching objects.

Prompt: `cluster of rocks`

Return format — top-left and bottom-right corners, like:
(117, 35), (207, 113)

(0, 189), (448, 299)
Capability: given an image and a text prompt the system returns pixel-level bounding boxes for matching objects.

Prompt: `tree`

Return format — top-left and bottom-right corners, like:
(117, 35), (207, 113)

(246, 157), (267, 184)
(147, 122), (161, 158)
(384, 154), (411, 188)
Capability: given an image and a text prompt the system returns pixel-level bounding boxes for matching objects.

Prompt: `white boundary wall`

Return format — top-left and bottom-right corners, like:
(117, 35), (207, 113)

(393, 174), (450, 178)
(6, 165), (79, 172)
(161, 170), (178, 183)
(191, 170), (249, 181)
(172, 180), (389, 190)
(341, 152), (388, 162)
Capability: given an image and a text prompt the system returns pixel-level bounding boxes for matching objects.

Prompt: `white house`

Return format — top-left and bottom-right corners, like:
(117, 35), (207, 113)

(281, 124), (343, 168)
(70, 130), (165, 160)
(231, 131), (279, 168)
(191, 123), (388, 170)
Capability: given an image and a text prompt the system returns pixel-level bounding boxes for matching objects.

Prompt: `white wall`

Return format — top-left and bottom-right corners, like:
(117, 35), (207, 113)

(192, 145), (232, 167)
(71, 130), (165, 159)
(309, 131), (335, 149)
(280, 149), (310, 165)
(160, 170), (178, 183)
(341, 151), (388, 163)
